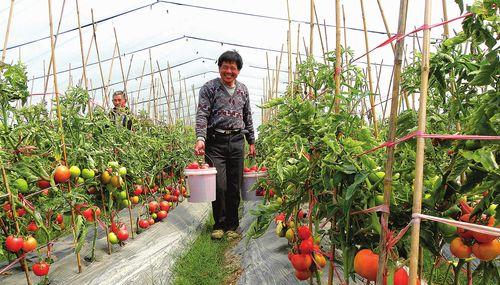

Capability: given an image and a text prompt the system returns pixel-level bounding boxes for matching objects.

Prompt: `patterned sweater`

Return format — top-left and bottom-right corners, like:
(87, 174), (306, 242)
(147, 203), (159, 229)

(196, 78), (255, 144)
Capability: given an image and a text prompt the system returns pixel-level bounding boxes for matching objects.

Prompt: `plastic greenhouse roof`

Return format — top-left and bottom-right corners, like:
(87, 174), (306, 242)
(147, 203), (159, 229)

(0, 0), (469, 127)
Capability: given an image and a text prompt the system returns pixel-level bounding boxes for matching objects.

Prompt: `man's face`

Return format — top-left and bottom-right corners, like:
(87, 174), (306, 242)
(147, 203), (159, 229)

(113, 94), (126, 108)
(219, 61), (240, 87)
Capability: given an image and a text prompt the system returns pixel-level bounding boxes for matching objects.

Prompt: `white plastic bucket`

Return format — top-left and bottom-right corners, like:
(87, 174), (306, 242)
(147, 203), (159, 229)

(184, 167), (217, 203)
(241, 171), (267, 201)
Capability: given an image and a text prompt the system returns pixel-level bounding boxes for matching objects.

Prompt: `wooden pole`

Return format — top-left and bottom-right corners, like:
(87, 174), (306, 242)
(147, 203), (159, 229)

(48, 0), (82, 273)
(75, 0), (92, 118)
(374, 60), (384, 116)
(409, 1), (431, 284)
(323, 19), (329, 54)
(80, 32), (94, 84)
(376, 1), (409, 284)
(360, 0), (378, 137)
(91, 9), (109, 110)
(1, 0), (15, 62)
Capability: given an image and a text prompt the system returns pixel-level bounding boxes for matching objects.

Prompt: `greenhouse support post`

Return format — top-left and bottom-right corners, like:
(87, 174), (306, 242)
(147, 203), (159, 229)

(442, 0), (449, 38)
(48, 0), (83, 273)
(184, 79), (191, 125)
(409, 1), (432, 284)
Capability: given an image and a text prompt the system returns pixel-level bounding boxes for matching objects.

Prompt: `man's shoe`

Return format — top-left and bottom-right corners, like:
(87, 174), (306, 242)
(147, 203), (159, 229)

(211, 229), (224, 240)
(226, 230), (242, 240)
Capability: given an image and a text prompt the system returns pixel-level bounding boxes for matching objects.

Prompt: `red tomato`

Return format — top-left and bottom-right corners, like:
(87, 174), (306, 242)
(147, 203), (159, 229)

(5, 235), (24, 252)
(54, 165), (71, 183)
(32, 261), (50, 276)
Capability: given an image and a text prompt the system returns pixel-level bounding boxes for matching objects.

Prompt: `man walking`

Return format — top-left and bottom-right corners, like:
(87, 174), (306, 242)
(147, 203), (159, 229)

(194, 50), (256, 240)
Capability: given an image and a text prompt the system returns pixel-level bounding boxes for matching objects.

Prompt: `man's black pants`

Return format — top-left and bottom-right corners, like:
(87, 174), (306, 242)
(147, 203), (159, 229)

(205, 131), (244, 231)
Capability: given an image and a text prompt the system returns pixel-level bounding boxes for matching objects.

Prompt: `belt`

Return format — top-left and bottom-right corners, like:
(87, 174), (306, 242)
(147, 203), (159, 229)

(214, 128), (241, 135)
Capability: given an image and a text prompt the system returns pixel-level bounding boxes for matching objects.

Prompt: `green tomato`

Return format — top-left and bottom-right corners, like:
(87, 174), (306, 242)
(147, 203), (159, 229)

(81, 169), (95, 179)
(14, 178), (29, 193)
(485, 204), (497, 216)
(108, 161), (119, 169)
(375, 195), (384, 206)
(121, 199), (130, 207)
(77, 177), (84, 185)
(118, 167), (127, 176)
(108, 232), (119, 244)
(369, 171), (385, 184)
(118, 191), (127, 200)
(69, 166), (81, 178)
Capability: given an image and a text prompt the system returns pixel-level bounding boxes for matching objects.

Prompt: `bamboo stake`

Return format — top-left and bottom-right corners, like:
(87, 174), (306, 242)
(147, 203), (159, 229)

(91, 9), (109, 110)
(360, 0), (378, 137)
(113, 28), (128, 97)
(313, 4), (327, 64)
(442, 0), (449, 38)
(296, 24), (302, 64)
(374, 60), (384, 115)
(167, 62), (178, 121)
(154, 78), (159, 122)
(148, 49), (156, 120)
(48, 0), (82, 273)
(376, 0), (396, 52)
(136, 60), (147, 110)
(178, 72), (186, 124)
(80, 32), (94, 84)
(383, 66), (395, 121)
(192, 84), (197, 121)
(376, 1), (409, 284)
(184, 79), (191, 125)
(68, 63), (73, 88)
(409, 1), (431, 284)
(29, 76), (35, 105)
(275, 45), (284, 101)
(105, 43), (118, 95)
(75, 0), (92, 117)
(43, 0), (67, 96)
(286, 0), (293, 95)
(309, 0), (315, 58)
(333, 0), (341, 113)
(323, 19), (329, 54)
(1, 0), (15, 62)
(157, 61), (173, 124)
(1, 165), (32, 285)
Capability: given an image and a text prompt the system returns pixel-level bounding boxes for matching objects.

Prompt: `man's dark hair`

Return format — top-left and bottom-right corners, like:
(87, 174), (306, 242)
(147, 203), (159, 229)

(113, 90), (127, 101)
(217, 50), (243, 70)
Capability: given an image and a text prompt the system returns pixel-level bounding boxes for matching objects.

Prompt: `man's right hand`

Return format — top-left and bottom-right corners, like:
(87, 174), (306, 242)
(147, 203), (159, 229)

(194, 140), (205, 156)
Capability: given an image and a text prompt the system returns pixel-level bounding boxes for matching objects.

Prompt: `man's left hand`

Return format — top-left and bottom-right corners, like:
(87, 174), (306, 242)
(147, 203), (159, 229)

(248, 144), (256, 157)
